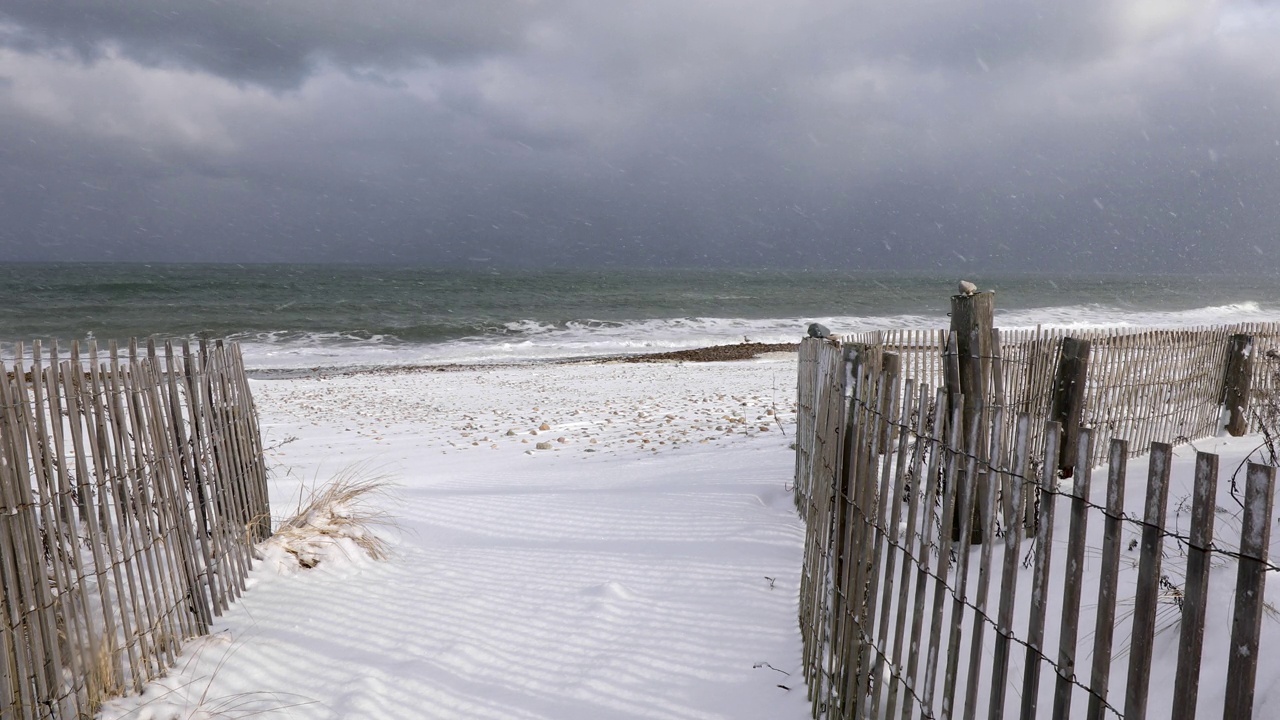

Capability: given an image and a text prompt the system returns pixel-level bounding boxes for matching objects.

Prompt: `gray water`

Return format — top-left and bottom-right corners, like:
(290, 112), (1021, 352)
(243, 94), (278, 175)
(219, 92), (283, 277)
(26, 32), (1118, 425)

(3, 263), (1278, 369)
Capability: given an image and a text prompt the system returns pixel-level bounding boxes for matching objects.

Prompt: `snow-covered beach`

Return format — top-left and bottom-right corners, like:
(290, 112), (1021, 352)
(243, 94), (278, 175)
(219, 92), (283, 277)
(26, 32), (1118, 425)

(92, 342), (1280, 719)
(99, 354), (815, 719)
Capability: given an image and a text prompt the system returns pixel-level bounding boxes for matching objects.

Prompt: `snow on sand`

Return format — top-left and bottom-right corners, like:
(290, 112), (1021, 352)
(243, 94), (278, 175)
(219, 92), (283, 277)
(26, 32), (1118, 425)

(99, 357), (813, 719)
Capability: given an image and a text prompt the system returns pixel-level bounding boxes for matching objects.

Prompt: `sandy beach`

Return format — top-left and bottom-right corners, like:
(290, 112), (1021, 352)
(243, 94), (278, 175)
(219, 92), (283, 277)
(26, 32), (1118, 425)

(100, 352), (813, 719)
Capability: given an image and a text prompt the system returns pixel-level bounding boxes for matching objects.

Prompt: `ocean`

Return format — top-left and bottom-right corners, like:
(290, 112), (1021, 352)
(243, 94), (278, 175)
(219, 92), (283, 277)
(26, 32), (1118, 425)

(2, 263), (1279, 371)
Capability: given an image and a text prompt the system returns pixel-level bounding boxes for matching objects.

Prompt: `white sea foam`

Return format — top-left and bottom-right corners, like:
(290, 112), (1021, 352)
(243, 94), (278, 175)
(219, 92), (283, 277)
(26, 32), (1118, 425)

(236, 300), (1280, 371)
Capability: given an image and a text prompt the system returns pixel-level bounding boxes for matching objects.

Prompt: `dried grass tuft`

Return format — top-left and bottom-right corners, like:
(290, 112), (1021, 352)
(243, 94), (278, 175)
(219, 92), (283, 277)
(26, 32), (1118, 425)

(267, 466), (397, 568)
(86, 635), (125, 714)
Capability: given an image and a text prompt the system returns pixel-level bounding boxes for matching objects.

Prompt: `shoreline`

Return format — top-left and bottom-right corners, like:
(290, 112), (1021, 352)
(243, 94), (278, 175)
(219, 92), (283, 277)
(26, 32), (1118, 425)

(246, 340), (801, 380)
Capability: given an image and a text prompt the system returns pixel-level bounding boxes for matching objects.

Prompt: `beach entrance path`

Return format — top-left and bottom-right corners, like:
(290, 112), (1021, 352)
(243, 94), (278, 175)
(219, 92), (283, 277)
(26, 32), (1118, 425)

(99, 359), (812, 720)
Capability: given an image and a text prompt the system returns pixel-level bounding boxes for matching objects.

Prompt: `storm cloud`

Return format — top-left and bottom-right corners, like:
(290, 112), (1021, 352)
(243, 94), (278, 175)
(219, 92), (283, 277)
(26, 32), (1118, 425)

(1, 1), (1277, 271)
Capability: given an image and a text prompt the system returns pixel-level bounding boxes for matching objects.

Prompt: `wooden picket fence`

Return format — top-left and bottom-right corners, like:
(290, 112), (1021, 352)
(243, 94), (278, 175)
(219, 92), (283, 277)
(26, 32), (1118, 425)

(795, 334), (1278, 718)
(0, 339), (270, 719)
(842, 322), (1280, 474)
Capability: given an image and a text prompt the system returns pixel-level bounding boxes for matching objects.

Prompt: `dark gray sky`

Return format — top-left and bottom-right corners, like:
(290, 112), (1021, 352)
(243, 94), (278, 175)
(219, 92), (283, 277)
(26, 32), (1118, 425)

(1, 1), (1278, 271)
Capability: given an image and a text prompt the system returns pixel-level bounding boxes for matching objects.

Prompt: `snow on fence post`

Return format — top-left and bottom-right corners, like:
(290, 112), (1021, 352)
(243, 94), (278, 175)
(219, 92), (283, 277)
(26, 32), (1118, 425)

(1223, 461), (1277, 719)
(1220, 333), (1253, 437)
(1123, 441), (1173, 720)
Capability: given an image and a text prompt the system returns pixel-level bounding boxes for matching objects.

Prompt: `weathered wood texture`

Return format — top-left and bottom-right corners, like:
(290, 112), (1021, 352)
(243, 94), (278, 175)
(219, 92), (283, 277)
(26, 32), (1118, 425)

(1050, 338), (1091, 476)
(849, 322), (1280, 473)
(796, 329), (1280, 720)
(0, 341), (271, 719)
(1221, 333), (1254, 437)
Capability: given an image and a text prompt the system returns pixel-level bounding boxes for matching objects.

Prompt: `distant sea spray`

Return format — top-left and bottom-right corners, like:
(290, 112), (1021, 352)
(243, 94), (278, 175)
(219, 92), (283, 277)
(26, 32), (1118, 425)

(2, 264), (1279, 371)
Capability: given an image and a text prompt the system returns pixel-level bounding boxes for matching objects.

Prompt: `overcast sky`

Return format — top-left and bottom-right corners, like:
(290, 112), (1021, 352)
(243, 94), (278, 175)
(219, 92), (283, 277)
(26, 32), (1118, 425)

(1, 1), (1278, 271)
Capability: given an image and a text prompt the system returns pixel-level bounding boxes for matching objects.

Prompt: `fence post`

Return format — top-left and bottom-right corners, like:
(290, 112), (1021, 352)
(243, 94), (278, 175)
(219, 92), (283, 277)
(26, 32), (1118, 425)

(1223, 462), (1277, 718)
(951, 291), (994, 542)
(1051, 337), (1091, 477)
(949, 290), (994, 438)
(1220, 333), (1253, 437)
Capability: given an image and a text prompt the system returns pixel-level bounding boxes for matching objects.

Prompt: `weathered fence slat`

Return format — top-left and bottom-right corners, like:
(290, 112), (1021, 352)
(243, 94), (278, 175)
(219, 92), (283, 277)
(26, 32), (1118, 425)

(0, 360), (42, 719)
(960, 404), (1003, 720)
(1171, 451), (1219, 720)
(849, 362), (901, 714)
(1223, 462), (1277, 719)
(868, 376), (916, 720)
(921, 400), (964, 710)
(961, 330), (1006, 720)
(1086, 438), (1128, 720)
(28, 344), (93, 712)
(60, 350), (127, 697)
(1123, 441), (1173, 720)
(0, 355), (64, 709)
(987, 412), (1031, 719)
(883, 383), (934, 720)
(903, 387), (950, 718)
(941, 402), (983, 720)
(1019, 420), (1062, 720)
(13, 346), (79, 713)
(1051, 427), (1094, 720)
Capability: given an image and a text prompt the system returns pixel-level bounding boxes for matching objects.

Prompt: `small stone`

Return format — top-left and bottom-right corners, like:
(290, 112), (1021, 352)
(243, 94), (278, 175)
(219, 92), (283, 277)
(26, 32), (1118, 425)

(539, 422), (551, 431)
(807, 322), (831, 339)
(505, 429), (517, 436)
(536, 441), (553, 450)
